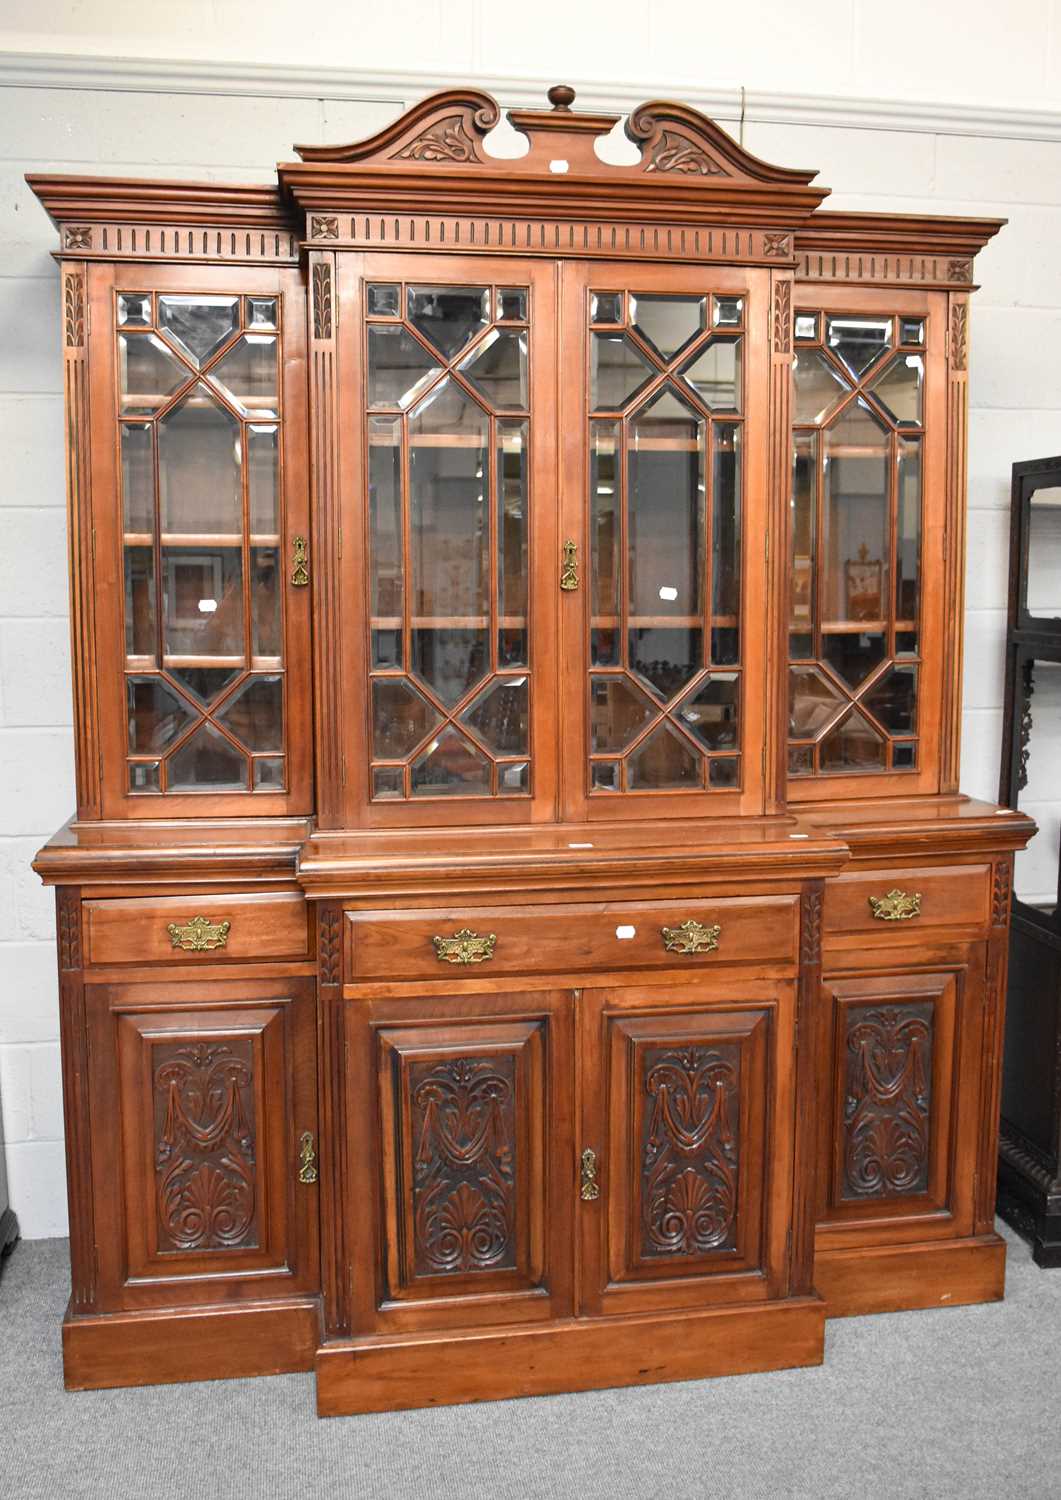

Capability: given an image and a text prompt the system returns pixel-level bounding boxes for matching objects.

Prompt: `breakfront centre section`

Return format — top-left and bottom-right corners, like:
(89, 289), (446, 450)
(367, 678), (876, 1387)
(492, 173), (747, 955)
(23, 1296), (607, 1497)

(29, 85), (1032, 1416)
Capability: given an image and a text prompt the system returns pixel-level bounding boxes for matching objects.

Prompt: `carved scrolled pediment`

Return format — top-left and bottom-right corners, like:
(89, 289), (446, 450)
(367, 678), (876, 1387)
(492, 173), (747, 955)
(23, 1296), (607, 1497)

(293, 88), (501, 164)
(627, 101), (817, 185)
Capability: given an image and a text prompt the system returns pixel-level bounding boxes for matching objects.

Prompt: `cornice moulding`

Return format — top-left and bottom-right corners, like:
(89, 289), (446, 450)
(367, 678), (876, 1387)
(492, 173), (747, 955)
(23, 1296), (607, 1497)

(3, 52), (1061, 144)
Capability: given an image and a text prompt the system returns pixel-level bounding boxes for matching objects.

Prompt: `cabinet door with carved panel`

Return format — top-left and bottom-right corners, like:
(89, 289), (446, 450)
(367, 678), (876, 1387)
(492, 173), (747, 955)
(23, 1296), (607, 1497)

(83, 262), (312, 817)
(85, 977), (319, 1311)
(816, 952), (986, 1248)
(345, 991), (574, 1334)
(579, 981), (796, 1316)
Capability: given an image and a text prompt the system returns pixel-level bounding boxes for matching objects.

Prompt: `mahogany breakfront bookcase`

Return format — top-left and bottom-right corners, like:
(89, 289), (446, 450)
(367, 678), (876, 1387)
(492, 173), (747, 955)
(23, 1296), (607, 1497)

(28, 85), (1034, 1416)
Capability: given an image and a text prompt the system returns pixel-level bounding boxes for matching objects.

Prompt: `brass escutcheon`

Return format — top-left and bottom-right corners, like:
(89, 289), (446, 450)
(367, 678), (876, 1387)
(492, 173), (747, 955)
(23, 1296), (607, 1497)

(661, 918), (721, 955)
(166, 915), (231, 952)
(868, 889), (922, 922)
(291, 534), (310, 587)
(432, 928), (497, 965)
(298, 1131), (318, 1185)
(580, 1147), (600, 1201)
(560, 539), (579, 591)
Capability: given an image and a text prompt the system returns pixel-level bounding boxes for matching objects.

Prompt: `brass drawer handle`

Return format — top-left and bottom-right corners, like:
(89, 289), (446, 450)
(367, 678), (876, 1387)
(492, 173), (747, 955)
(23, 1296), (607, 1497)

(661, 918), (721, 955)
(432, 928), (497, 965)
(298, 1131), (318, 1185)
(167, 915), (231, 952)
(580, 1147), (600, 1201)
(868, 889), (922, 922)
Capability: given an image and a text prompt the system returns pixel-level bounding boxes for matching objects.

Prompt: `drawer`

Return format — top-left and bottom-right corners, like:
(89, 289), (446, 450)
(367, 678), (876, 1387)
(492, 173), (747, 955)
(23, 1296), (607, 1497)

(83, 893), (310, 966)
(347, 896), (799, 980)
(824, 864), (991, 946)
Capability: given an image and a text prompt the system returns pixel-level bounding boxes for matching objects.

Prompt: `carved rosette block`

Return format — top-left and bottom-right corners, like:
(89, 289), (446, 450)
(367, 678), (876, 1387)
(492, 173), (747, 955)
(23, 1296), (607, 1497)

(842, 1004), (932, 1200)
(153, 1041), (258, 1252)
(409, 1055), (517, 1276)
(640, 1044), (739, 1257)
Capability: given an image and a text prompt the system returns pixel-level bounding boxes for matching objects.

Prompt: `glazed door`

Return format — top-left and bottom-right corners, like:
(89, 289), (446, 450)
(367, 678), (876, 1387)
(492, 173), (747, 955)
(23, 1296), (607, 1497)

(559, 262), (771, 821)
(87, 263), (312, 816)
(346, 990), (574, 1333)
(579, 981), (795, 1316)
(86, 977), (319, 1312)
(339, 255), (558, 826)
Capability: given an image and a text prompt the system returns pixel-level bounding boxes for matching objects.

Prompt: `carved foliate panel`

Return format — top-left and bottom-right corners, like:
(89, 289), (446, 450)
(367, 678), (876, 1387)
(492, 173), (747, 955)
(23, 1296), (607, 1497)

(841, 1002), (933, 1200)
(639, 1042), (740, 1256)
(152, 1039), (259, 1252)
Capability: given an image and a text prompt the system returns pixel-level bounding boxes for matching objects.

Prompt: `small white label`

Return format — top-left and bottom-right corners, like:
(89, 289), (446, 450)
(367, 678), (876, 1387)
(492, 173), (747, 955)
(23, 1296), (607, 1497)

(568, 841), (594, 848)
(549, 159), (570, 173)
(197, 598), (218, 613)
(789, 832), (809, 839)
(615, 924), (637, 940)
(658, 585), (678, 602)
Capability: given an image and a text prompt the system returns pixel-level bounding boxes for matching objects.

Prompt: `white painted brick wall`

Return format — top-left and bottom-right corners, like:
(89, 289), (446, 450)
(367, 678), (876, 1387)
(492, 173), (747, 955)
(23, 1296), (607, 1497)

(1, 22), (1060, 1235)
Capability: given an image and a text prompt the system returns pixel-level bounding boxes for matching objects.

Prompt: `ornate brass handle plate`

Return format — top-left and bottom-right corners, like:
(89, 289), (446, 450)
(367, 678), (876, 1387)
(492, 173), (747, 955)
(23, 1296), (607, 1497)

(560, 539), (579, 591)
(298, 1131), (318, 1185)
(291, 534), (310, 587)
(580, 1147), (600, 1201)
(868, 889), (922, 922)
(661, 918), (721, 955)
(167, 915), (231, 952)
(432, 928), (497, 965)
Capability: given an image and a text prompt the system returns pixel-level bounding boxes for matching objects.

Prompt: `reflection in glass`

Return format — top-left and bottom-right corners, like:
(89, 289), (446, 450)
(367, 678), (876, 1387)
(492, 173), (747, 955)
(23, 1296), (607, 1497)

(161, 547), (243, 656)
(789, 666), (844, 738)
(590, 675), (655, 752)
(127, 676), (196, 752)
(822, 400), (889, 621)
(368, 326), (442, 410)
(680, 337), (741, 411)
(158, 385), (241, 534)
(461, 676), (528, 755)
(897, 437), (921, 619)
(1026, 488), (1061, 618)
(369, 415), (403, 667)
(630, 294), (705, 360)
(367, 284), (400, 316)
(248, 298), (277, 329)
(819, 708), (885, 772)
(124, 548), (156, 660)
(251, 548), (281, 658)
(591, 421), (620, 666)
(169, 665), (239, 707)
(827, 317), (891, 378)
(865, 664), (918, 734)
(497, 288), (528, 321)
(893, 743), (917, 769)
(869, 353), (924, 426)
(372, 765), (404, 799)
(590, 292), (622, 324)
(411, 725), (490, 796)
(408, 285), (490, 359)
(627, 385), (704, 701)
(678, 674), (739, 749)
(459, 328), (527, 410)
(216, 674), (283, 752)
(208, 335), (278, 418)
(372, 678), (441, 759)
(497, 422), (528, 666)
(158, 295), (239, 367)
(789, 632), (813, 660)
(900, 318), (924, 346)
(794, 313), (819, 341)
(714, 297), (743, 327)
(169, 720), (249, 790)
(788, 744), (813, 776)
(591, 760), (619, 790)
(793, 349), (849, 425)
(708, 756), (739, 787)
(248, 426), (279, 534)
(118, 294), (151, 327)
(713, 423), (741, 626)
(121, 423), (154, 534)
(253, 756), (284, 788)
(822, 631), (886, 690)
(591, 333), (654, 410)
(409, 380), (488, 706)
(790, 431), (816, 628)
(499, 762), (529, 793)
(118, 334), (188, 416)
(627, 722), (700, 789)
(128, 761), (160, 792)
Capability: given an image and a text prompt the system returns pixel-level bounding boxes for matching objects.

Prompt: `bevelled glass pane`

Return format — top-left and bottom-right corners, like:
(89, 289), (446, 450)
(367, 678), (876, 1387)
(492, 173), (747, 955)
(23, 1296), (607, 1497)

(679, 337), (741, 411)
(896, 630), (918, 656)
(788, 744), (813, 775)
(823, 399), (889, 621)
(630, 294), (705, 361)
(498, 421), (527, 664)
(369, 415), (403, 666)
(169, 665), (240, 707)
(893, 742), (917, 769)
(367, 284), (400, 316)
(591, 421), (620, 666)
(714, 297), (743, 327)
(900, 318), (924, 346)
(499, 761), (529, 793)
(461, 676), (528, 755)
(254, 755), (284, 788)
(408, 285), (490, 359)
(117, 293), (151, 327)
(897, 436), (921, 619)
(168, 720), (249, 791)
(372, 765), (404, 799)
(790, 431), (816, 628)
(121, 423), (154, 535)
(248, 426), (279, 534)
(250, 547), (281, 658)
(590, 675), (656, 752)
(248, 297), (277, 329)
(498, 288), (528, 321)
(158, 384), (242, 534)
(409, 379), (488, 706)
(118, 333), (189, 416)
(793, 348), (850, 425)
(372, 678), (442, 759)
(161, 547), (243, 656)
(368, 326), (443, 410)
(458, 329), (527, 410)
(628, 384), (704, 701)
(126, 676), (196, 753)
(591, 760), (619, 790)
(208, 335), (278, 418)
(827, 317), (892, 378)
(216, 674), (283, 752)
(411, 725), (490, 796)
(789, 665), (845, 738)
(128, 760), (160, 792)
(869, 353), (924, 427)
(627, 721), (701, 789)
(678, 674), (739, 750)
(158, 295), (239, 367)
(708, 756), (739, 788)
(591, 333), (655, 411)
(590, 292), (622, 324)
(819, 707), (885, 772)
(794, 313), (819, 341)
(713, 422), (741, 625)
(789, 632), (813, 659)
(124, 547), (156, 661)
(822, 631), (886, 689)
(865, 664), (918, 734)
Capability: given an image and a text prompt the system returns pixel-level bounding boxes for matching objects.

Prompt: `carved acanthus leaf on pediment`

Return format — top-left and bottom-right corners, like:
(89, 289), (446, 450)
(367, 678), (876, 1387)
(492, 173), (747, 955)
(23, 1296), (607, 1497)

(294, 89), (501, 164)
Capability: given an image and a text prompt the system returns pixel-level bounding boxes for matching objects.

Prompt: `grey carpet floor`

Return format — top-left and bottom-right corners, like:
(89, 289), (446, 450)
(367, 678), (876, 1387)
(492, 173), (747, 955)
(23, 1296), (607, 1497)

(0, 1224), (1058, 1500)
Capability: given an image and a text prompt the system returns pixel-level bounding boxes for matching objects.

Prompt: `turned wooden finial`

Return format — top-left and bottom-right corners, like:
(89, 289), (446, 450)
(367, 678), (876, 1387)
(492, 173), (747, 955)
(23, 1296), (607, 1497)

(547, 84), (576, 111)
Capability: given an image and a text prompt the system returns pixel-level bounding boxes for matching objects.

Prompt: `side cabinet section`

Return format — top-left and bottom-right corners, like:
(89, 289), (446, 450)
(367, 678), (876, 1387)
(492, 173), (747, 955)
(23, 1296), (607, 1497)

(345, 990), (575, 1335)
(86, 976), (320, 1311)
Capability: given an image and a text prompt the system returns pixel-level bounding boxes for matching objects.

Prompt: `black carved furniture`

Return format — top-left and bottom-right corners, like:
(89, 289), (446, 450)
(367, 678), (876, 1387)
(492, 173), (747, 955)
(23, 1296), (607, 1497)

(998, 455), (1061, 1265)
(0, 1074), (18, 1274)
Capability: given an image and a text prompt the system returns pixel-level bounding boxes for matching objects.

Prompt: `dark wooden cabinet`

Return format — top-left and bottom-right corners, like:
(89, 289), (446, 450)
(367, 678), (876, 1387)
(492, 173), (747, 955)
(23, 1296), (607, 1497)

(0, 1068), (17, 1271)
(28, 83), (1034, 1414)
